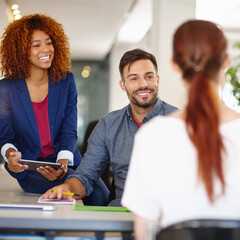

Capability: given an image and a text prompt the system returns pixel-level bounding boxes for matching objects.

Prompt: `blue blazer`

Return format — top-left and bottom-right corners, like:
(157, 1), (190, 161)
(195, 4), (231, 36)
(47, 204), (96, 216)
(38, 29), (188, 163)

(0, 73), (82, 179)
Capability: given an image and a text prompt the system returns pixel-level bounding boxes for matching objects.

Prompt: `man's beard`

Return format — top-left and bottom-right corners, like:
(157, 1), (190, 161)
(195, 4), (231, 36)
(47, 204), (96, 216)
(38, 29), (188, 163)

(126, 87), (158, 109)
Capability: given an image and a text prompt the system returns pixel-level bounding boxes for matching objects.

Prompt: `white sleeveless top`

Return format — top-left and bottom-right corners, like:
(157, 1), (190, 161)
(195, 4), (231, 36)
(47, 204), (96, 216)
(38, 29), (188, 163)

(122, 116), (240, 227)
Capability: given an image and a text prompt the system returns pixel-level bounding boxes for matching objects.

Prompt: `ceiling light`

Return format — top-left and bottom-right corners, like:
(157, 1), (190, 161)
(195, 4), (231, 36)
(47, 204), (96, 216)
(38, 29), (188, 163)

(117, 0), (152, 43)
(7, 3), (22, 21)
(14, 15), (21, 20)
(11, 4), (19, 10)
(13, 9), (20, 15)
(81, 69), (90, 78)
(83, 66), (91, 72)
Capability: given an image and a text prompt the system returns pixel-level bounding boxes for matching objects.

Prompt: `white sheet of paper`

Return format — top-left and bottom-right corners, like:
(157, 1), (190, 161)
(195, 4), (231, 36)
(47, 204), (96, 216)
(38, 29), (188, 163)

(38, 198), (76, 205)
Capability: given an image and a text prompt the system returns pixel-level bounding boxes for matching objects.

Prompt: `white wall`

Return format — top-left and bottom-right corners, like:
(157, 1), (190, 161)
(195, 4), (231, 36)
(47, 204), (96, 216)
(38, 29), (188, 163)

(109, 33), (152, 111)
(109, 0), (196, 111)
(0, 1), (8, 37)
(151, 0), (196, 109)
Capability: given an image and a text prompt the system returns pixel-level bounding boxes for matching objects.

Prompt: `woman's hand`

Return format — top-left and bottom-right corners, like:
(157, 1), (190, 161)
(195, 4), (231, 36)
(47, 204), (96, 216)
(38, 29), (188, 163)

(37, 163), (67, 181)
(7, 151), (28, 173)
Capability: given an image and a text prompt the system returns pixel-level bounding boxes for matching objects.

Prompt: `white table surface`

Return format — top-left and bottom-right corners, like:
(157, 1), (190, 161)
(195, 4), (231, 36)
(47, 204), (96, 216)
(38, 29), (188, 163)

(0, 166), (134, 234)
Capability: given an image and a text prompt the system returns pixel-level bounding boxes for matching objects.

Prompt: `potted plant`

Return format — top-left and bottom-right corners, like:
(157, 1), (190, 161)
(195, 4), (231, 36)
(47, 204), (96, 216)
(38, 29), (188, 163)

(224, 42), (240, 111)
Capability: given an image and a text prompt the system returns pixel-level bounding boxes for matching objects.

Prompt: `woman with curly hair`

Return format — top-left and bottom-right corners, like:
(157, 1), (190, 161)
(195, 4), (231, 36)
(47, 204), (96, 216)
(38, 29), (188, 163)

(0, 14), (109, 206)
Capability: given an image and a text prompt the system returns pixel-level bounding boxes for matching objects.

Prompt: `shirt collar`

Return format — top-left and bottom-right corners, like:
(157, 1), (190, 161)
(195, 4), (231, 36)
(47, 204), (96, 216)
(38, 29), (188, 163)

(126, 98), (163, 122)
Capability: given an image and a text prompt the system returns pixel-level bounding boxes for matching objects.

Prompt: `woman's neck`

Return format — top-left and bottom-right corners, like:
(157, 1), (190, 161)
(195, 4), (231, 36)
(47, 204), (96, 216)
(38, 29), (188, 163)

(25, 68), (49, 103)
(26, 68), (48, 86)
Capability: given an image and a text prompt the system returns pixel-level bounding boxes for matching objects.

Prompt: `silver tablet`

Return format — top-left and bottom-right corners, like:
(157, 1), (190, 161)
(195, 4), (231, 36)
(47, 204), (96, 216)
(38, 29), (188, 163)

(19, 159), (61, 171)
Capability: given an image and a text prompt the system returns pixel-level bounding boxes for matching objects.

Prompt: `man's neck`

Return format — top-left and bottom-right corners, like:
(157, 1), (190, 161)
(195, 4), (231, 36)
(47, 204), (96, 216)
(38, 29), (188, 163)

(130, 104), (155, 123)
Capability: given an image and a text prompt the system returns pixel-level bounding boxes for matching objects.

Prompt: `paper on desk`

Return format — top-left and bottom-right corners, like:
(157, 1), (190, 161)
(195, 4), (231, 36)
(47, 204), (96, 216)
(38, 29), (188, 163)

(38, 198), (76, 205)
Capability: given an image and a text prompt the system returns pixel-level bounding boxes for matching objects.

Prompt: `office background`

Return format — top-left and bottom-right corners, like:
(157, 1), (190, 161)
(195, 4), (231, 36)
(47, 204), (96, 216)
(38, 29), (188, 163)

(0, 0), (239, 145)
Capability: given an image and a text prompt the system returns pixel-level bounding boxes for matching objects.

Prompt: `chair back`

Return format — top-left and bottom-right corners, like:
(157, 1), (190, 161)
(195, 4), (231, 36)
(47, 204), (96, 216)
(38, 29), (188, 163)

(156, 219), (240, 240)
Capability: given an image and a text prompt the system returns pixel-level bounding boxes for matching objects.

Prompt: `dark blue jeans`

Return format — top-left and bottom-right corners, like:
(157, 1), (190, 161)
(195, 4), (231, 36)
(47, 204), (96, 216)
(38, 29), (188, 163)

(17, 169), (109, 206)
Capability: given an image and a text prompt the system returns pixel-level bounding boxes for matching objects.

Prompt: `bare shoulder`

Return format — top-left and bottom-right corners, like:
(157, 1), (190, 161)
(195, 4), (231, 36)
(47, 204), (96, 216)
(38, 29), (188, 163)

(221, 105), (240, 123)
(168, 109), (185, 120)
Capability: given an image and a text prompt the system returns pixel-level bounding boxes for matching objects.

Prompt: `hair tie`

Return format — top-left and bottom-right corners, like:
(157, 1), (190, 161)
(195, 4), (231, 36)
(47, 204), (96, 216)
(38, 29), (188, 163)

(194, 65), (201, 72)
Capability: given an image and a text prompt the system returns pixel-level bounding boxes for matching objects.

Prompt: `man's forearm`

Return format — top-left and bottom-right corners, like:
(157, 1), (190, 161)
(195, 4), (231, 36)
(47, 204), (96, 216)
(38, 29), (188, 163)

(66, 177), (87, 199)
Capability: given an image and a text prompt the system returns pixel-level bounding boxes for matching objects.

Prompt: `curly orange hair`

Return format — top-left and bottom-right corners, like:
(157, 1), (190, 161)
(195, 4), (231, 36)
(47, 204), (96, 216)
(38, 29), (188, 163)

(0, 14), (71, 83)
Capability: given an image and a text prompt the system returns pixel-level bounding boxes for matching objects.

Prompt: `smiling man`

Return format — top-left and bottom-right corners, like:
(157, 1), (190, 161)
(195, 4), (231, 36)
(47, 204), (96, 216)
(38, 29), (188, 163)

(40, 48), (177, 206)
(119, 52), (161, 126)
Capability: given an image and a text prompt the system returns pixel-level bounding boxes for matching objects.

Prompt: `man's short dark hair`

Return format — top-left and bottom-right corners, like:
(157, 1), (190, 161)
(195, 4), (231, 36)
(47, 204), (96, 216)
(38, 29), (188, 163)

(119, 48), (158, 80)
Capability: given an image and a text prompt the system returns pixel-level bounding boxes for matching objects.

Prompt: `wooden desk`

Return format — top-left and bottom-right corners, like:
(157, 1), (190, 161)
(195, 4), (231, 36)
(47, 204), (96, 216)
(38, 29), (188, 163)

(0, 167), (133, 239)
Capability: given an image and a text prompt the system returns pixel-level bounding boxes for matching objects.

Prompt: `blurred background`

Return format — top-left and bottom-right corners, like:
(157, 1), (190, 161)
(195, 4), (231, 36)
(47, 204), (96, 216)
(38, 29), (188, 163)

(0, 0), (240, 146)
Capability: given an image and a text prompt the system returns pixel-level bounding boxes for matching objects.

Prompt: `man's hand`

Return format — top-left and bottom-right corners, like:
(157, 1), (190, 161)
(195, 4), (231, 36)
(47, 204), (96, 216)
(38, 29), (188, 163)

(40, 182), (75, 201)
(40, 178), (87, 200)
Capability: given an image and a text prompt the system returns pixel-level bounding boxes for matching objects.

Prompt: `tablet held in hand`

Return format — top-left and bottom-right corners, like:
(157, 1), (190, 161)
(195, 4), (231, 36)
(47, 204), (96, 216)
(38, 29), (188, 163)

(19, 159), (61, 171)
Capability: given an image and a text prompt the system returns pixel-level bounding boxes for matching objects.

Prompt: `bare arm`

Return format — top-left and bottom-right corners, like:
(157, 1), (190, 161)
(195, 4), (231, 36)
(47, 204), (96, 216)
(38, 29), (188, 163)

(134, 214), (161, 240)
(134, 214), (148, 240)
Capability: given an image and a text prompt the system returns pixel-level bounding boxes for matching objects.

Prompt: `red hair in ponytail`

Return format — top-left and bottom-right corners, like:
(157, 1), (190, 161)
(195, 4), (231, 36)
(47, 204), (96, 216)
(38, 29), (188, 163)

(173, 20), (227, 202)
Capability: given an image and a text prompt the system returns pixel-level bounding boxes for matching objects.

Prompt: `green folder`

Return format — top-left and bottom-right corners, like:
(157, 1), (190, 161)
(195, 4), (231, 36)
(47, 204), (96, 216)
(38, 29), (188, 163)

(72, 205), (130, 212)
